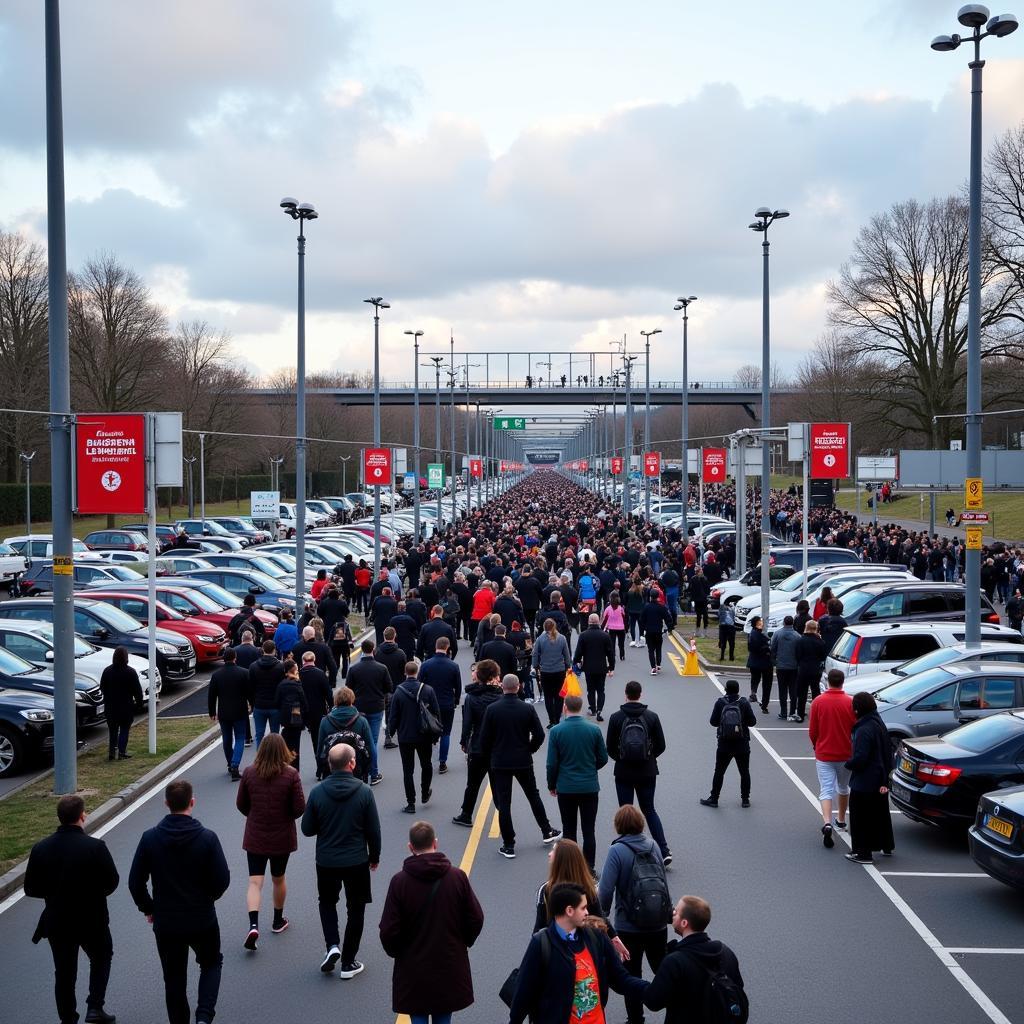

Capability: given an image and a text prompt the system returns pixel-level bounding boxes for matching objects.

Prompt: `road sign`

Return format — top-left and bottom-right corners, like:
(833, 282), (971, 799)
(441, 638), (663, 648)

(643, 452), (661, 477)
(427, 463), (444, 488)
(469, 458), (482, 478)
(965, 525), (984, 550)
(403, 472), (416, 490)
(965, 477), (984, 509)
(856, 455), (898, 482)
(363, 447), (391, 486)
(75, 413), (147, 514)
(702, 447), (727, 483)
(810, 422), (851, 479)
(250, 490), (280, 517)
(960, 510), (989, 523)
(493, 417), (526, 430)
(393, 448), (407, 476)
(53, 555), (73, 577)
(610, 456), (624, 475)
(579, 459), (589, 472)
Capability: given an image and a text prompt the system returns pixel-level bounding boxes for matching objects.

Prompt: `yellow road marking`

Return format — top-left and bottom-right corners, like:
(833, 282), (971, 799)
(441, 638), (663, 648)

(667, 651), (684, 674)
(667, 632), (690, 673)
(489, 808), (501, 838)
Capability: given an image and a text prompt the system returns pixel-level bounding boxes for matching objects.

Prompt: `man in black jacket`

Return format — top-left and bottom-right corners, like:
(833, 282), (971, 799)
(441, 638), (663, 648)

(416, 637), (463, 773)
(26, 795), (119, 1024)
(348, 638), (394, 784)
(453, 659), (502, 826)
(227, 594), (265, 645)
(247, 641), (285, 746)
(514, 565), (544, 636)
(291, 625), (339, 685)
(388, 601), (420, 661)
(572, 613), (615, 721)
(368, 586), (398, 643)
(606, 680), (671, 862)
(643, 895), (746, 1024)
(316, 587), (349, 644)
(207, 647), (251, 779)
(700, 679), (757, 808)
(232, 630), (262, 669)
(479, 675), (560, 858)
(480, 624), (518, 679)
(299, 651), (333, 766)
(386, 661), (442, 814)
(416, 605), (458, 660)
(128, 780), (230, 1024)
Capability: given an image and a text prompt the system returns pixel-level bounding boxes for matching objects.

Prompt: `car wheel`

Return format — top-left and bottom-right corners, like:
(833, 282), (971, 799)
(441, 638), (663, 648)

(0, 725), (25, 778)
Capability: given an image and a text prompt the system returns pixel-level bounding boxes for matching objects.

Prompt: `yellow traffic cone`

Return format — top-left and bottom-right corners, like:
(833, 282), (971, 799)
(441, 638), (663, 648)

(683, 636), (702, 676)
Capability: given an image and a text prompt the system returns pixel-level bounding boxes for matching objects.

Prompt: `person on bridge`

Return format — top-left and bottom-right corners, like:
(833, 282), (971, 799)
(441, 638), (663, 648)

(26, 794), (119, 1024)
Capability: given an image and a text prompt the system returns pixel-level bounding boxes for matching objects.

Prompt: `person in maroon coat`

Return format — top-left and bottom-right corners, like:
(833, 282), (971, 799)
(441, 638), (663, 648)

(235, 734), (306, 952)
(379, 821), (485, 1021)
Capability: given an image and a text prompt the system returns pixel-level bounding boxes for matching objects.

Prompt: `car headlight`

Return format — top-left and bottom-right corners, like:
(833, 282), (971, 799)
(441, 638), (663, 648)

(156, 642), (177, 655)
(74, 691), (86, 703)
(20, 708), (54, 722)
(197, 634), (216, 642)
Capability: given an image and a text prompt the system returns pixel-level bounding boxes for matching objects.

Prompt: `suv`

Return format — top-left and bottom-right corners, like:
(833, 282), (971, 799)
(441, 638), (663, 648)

(0, 542), (28, 588)
(827, 623), (1024, 682)
(83, 529), (149, 552)
(209, 517), (266, 546)
(0, 645), (105, 729)
(121, 524), (179, 552)
(20, 560), (143, 595)
(0, 686), (55, 777)
(4, 535), (91, 561)
(766, 545), (862, 572)
(833, 581), (1000, 631)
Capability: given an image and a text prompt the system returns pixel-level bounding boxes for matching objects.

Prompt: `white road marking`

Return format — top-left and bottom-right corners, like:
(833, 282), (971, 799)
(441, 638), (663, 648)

(881, 872), (989, 878)
(782, 756), (815, 761)
(945, 948), (1024, 956)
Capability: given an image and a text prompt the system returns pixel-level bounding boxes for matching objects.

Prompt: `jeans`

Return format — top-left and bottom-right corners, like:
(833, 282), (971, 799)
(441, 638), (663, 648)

(219, 718), (246, 770)
(315, 863), (369, 962)
(718, 624), (736, 660)
(665, 589), (679, 626)
(585, 672), (607, 715)
(459, 753), (489, 819)
(489, 766), (552, 847)
(153, 924), (222, 1024)
(438, 705), (456, 764)
(411, 1015), (452, 1024)
(645, 631), (663, 668)
(252, 708), (279, 746)
(539, 671), (566, 727)
(710, 744), (751, 800)
(776, 669), (797, 717)
(48, 928), (112, 1024)
(615, 778), (669, 856)
(107, 721), (130, 758)
(399, 740), (434, 805)
(365, 711), (384, 777)
(556, 791), (599, 867)
(620, 928), (668, 1024)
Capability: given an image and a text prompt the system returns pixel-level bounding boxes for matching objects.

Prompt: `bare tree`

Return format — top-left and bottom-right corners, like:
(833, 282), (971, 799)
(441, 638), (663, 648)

(986, 121), (1024, 339)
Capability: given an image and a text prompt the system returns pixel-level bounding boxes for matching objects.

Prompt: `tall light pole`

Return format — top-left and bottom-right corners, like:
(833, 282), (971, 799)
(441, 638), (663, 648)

(448, 333), (457, 526)
(20, 451), (35, 565)
(639, 329), (661, 521)
(364, 296), (390, 575)
(622, 355), (637, 520)
(405, 329), (424, 540)
(339, 456), (351, 500)
(183, 456), (196, 518)
(674, 297), (697, 537)
(430, 356), (444, 531)
(281, 197), (318, 611)
(750, 206), (790, 637)
(271, 456), (284, 494)
(933, 5), (1018, 645)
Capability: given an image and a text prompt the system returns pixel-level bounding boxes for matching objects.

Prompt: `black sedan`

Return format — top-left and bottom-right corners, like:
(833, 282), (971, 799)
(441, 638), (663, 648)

(0, 646), (104, 729)
(889, 712), (1024, 829)
(0, 686), (55, 777)
(970, 784), (1024, 890)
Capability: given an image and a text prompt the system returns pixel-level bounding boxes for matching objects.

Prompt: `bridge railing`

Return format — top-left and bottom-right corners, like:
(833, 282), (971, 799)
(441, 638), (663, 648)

(369, 379), (752, 391)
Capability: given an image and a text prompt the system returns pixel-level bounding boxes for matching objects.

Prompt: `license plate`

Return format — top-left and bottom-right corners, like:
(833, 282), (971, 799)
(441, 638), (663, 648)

(899, 757), (914, 775)
(890, 782), (912, 803)
(187, 657), (196, 669)
(985, 814), (1014, 840)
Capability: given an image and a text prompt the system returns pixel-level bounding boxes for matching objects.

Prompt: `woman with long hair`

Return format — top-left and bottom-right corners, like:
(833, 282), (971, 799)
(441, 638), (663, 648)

(813, 587), (834, 622)
(99, 646), (143, 761)
(625, 579), (645, 647)
(844, 692), (895, 864)
(601, 591), (627, 662)
(532, 838), (620, 947)
(236, 733), (306, 950)
(531, 617), (571, 728)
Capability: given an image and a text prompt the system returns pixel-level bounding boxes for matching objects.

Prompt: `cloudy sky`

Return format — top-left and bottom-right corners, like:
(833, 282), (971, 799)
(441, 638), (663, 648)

(1, 0), (1023, 386)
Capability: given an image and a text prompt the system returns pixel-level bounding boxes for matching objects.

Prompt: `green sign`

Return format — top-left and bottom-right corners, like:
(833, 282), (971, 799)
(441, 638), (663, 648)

(427, 463), (445, 488)
(493, 417), (526, 430)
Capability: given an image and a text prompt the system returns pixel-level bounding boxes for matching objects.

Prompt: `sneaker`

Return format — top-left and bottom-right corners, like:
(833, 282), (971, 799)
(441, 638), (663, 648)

(662, 851), (673, 867)
(587, 708), (595, 716)
(422, 788), (432, 804)
(787, 714), (800, 722)
(777, 713), (789, 720)
(402, 804), (416, 814)
(749, 694), (758, 704)
(741, 798), (751, 808)
(699, 797), (719, 808)
(451, 814), (473, 828)
(881, 849), (894, 857)
(339, 961), (364, 980)
(498, 845), (516, 859)
(244, 927), (259, 951)
(542, 827), (561, 843)
(320, 945), (341, 973)
(230, 767), (241, 781)
(370, 774), (383, 786)
(272, 918), (289, 934)
(822, 824), (835, 849)
(650, 668), (657, 675)
(438, 763), (448, 775)
(383, 740), (398, 749)
(84, 1010), (116, 1024)
(596, 714), (604, 723)
(833, 819), (848, 831)
(844, 853), (873, 865)
(244, 740), (253, 747)
(760, 705), (770, 715)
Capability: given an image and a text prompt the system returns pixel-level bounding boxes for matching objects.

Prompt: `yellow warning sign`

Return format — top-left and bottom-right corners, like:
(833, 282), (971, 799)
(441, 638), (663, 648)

(965, 478), (983, 510)
(52, 556), (73, 576)
(965, 526), (983, 550)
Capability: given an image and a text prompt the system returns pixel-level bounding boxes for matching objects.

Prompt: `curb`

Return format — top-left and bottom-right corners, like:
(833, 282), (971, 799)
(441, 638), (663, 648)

(0, 721), (219, 903)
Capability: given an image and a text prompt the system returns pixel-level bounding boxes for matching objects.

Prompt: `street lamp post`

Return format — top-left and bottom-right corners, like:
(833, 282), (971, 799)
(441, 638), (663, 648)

(430, 356), (444, 532)
(183, 456), (196, 518)
(405, 329), (424, 540)
(674, 297), (697, 538)
(271, 456), (284, 494)
(339, 456), (351, 503)
(281, 197), (318, 612)
(622, 355), (636, 520)
(639, 329), (661, 521)
(364, 296), (390, 575)
(198, 432), (206, 528)
(19, 451), (35, 565)
(932, 4), (1019, 645)
(749, 206), (790, 640)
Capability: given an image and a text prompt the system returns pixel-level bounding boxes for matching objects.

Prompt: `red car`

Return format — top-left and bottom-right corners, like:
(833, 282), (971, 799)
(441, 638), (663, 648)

(84, 591), (228, 664)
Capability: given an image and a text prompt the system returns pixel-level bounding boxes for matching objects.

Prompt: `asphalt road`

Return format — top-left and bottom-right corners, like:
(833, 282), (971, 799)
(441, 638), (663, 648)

(2, 632), (1022, 1024)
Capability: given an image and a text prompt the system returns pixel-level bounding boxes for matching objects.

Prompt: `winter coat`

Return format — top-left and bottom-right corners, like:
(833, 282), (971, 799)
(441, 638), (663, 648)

(769, 624), (800, 671)
(471, 587), (495, 621)
(232, 642), (261, 669)
(248, 654), (285, 710)
(606, 703), (666, 781)
(531, 630), (572, 673)
(643, 932), (745, 1024)
(378, 851), (484, 1015)
(291, 638), (338, 680)
(479, 638), (519, 679)
(299, 665), (333, 722)
(546, 715), (608, 794)
(818, 614), (848, 654)
(417, 653), (463, 709)
(745, 628), (771, 670)
(639, 601), (672, 634)
(459, 682), (502, 755)
(207, 663), (250, 722)
(493, 594), (526, 629)
(99, 663), (143, 725)
(300, 770), (382, 868)
(417, 618), (458, 660)
(573, 625), (615, 676)
(273, 621), (298, 656)
(479, 692), (545, 770)
(316, 705), (374, 776)
(597, 832), (668, 934)
(795, 633), (827, 682)
(386, 677), (442, 745)
(275, 677), (308, 729)
(236, 765), (305, 854)
(846, 712), (892, 792)
(347, 655), (393, 715)
(374, 641), (408, 688)
(389, 613), (420, 660)
(710, 694), (756, 748)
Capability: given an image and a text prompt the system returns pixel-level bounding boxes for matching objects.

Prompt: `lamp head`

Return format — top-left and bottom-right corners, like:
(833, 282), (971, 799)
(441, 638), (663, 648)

(297, 202), (318, 220)
(988, 13), (1019, 36)
(754, 206), (772, 218)
(957, 3), (991, 28)
(772, 209), (790, 219)
(674, 303), (684, 311)
(749, 221), (765, 232)
(930, 32), (961, 49)
(280, 197), (298, 211)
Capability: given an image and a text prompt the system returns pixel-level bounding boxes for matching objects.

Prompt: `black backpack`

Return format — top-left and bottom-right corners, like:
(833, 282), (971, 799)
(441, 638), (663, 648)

(686, 953), (749, 1024)
(619, 715), (652, 762)
(320, 723), (371, 780)
(623, 844), (672, 931)
(717, 700), (745, 741)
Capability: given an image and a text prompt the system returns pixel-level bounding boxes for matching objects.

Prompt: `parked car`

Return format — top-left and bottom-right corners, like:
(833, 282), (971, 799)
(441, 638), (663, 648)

(154, 554), (215, 575)
(318, 495), (354, 522)
(969, 784), (1024, 890)
(0, 645), (104, 729)
(181, 567), (308, 614)
(0, 542), (28, 588)
(890, 712), (1024, 829)
(83, 529), (149, 553)
(188, 536), (245, 553)
(91, 551), (150, 567)
(710, 564), (796, 611)
(0, 598), (196, 683)
(0, 686), (55, 777)
(830, 582), (1001, 630)
(4, 535), (91, 561)
(20, 560), (144, 596)
(122, 523), (179, 552)
(209, 517), (267, 545)
(190, 551), (296, 585)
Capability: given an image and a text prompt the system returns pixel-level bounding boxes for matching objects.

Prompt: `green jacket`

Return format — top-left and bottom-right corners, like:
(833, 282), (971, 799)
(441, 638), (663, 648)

(301, 770), (381, 868)
(546, 715), (608, 794)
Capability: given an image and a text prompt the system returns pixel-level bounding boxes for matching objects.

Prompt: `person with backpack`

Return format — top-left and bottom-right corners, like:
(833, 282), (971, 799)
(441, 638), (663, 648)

(228, 594), (266, 646)
(700, 679), (756, 809)
(597, 804), (672, 1024)
(275, 661), (308, 771)
(417, 636), (463, 775)
(717, 601), (737, 662)
(642, 895), (747, 1024)
(317, 686), (374, 783)
(273, 608), (298, 660)
(606, 680), (671, 864)
(386, 661), (442, 816)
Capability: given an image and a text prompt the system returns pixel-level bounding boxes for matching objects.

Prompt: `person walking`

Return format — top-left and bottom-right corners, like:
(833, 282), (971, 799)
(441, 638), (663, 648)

(273, 608), (298, 660)
(792, 619), (827, 723)
(233, 629), (262, 669)
(292, 624), (339, 685)
(99, 646), (143, 761)
(275, 661), (308, 771)
(746, 616), (772, 709)
(348, 638), (393, 785)
(606, 680), (671, 863)
(844, 692), (895, 864)
(600, 591), (627, 662)
(700, 679), (756, 808)
(532, 617), (572, 729)
(532, 837), (617, 941)
(770, 614), (800, 721)
(208, 647), (251, 780)
(626, 580), (645, 647)
(26, 795), (119, 1024)
(597, 804), (673, 1024)
(546, 694), (608, 869)
(641, 895), (747, 1024)
(469, 580), (495, 643)
(387, 661), (442, 815)
(316, 686), (373, 782)
(301, 743), (381, 979)
(573, 613), (615, 721)
(417, 605), (458, 660)
(479, 674), (561, 859)
(639, 589), (672, 676)
(247, 640), (285, 745)
(379, 820), (485, 1024)
(809, 669), (856, 849)
(479, 624), (519, 679)
(299, 651), (333, 772)
(128, 780), (230, 1024)
(718, 600), (737, 661)
(417, 637), (463, 774)
(452, 659), (502, 827)
(235, 733), (305, 950)
(689, 567), (711, 638)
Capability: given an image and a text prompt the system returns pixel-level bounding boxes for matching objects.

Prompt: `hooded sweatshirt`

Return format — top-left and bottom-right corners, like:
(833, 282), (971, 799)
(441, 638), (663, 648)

(317, 704), (374, 766)
(301, 770), (382, 868)
(128, 814), (229, 931)
(642, 932), (745, 1024)
(597, 832), (666, 934)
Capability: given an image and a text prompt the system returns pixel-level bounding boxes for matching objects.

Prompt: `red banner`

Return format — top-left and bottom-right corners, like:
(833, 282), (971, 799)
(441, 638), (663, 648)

(810, 423), (850, 479)
(469, 458), (482, 478)
(643, 452), (661, 478)
(610, 456), (624, 475)
(702, 447), (727, 483)
(363, 447), (391, 486)
(578, 460), (589, 472)
(76, 413), (146, 514)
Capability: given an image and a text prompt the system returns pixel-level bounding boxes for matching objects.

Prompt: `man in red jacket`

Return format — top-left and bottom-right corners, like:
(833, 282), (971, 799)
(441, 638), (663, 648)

(808, 669), (856, 849)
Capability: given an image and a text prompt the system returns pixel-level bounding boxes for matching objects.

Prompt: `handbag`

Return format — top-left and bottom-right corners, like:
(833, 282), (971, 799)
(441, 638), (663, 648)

(500, 929), (552, 1008)
(415, 683), (444, 742)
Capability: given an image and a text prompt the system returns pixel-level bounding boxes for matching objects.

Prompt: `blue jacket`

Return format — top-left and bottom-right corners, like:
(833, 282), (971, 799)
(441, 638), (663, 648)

(274, 621), (299, 656)
(417, 653), (463, 709)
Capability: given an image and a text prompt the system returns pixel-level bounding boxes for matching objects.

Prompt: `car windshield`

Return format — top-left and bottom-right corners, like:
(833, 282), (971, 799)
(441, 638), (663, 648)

(836, 589), (875, 618)
(248, 557), (288, 578)
(183, 581), (240, 608)
(35, 627), (95, 657)
(262, 553), (296, 571)
(894, 647), (964, 677)
(165, 589), (221, 613)
(0, 543), (16, 555)
(89, 602), (145, 633)
(108, 565), (141, 581)
(875, 667), (956, 704)
(943, 714), (1024, 753)
(0, 645), (41, 675)
(776, 573), (810, 594)
(71, 540), (89, 553)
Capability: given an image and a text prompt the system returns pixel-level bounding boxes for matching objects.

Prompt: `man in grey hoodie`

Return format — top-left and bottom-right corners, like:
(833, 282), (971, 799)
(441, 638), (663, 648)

(769, 615), (801, 720)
